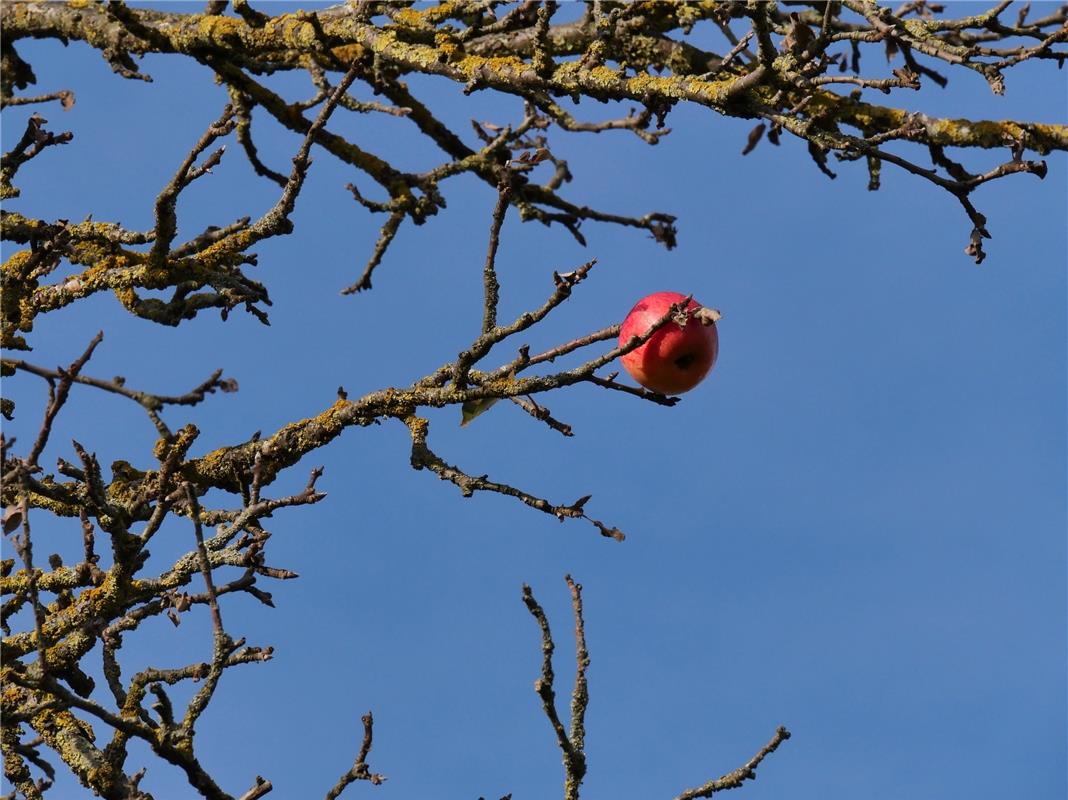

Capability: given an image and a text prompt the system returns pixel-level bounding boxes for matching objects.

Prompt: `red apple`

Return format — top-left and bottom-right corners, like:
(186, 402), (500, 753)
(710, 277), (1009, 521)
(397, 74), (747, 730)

(618, 291), (719, 394)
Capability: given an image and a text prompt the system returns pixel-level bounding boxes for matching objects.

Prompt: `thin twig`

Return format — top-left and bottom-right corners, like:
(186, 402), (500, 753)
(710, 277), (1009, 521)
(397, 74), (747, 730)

(672, 726), (792, 799)
(183, 484), (224, 635)
(149, 106), (236, 261)
(14, 470), (49, 676)
(482, 179), (512, 334)
(522, 579), (589, 800)
(325, 712), (386, 799)
(406, 416), (624, 540)
(26, 331), (103, 467)
(565, 575), (589, 790)
(6, 358), (236, 439)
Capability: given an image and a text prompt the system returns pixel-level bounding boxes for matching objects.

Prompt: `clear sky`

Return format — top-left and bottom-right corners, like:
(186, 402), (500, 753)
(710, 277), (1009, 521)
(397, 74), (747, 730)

(2, 3), (1065, 799)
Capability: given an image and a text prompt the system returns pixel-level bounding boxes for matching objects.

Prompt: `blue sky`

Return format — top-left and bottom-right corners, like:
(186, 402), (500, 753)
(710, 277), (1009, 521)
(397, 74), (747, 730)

(2, 3), (1065, 799)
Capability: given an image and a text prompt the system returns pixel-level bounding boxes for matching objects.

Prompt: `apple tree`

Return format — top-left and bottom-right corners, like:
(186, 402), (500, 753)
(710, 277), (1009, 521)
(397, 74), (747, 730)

(1, 2), (1065, 799)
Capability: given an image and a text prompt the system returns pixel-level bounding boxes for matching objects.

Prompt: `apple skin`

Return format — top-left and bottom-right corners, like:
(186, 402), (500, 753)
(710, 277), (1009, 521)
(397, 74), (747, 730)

(618, 291), (718, 394)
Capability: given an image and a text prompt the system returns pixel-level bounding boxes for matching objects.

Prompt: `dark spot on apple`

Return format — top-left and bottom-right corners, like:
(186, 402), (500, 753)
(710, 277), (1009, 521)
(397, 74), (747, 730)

(674, 352), (696, 370)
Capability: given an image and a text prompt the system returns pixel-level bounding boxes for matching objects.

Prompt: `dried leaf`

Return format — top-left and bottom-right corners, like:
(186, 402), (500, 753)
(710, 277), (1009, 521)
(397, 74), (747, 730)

(964, 226), (988, 265)
(461, 397), (500, 426)
(742, 123), (766, 156)
(807, 141), (837, 179)
(590, 518), (626, 542)
(693, 307), (722, 326)
(783, 13), (815, 55)
(3, 507), (24, 535)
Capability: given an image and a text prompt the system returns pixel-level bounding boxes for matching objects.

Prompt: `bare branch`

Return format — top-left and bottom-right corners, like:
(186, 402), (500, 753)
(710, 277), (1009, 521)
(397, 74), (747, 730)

(672, 726), (792, 800)
(26, 331), (102, 468)
(5, 356), (236, 439)
(1, 113), (73, 199)
(324, 712), (386, 799)
(406, 416), (625, 541)
(482, 179), (512, 334)
(149, 106), (236, 261)
(522, 577), (588, 800)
